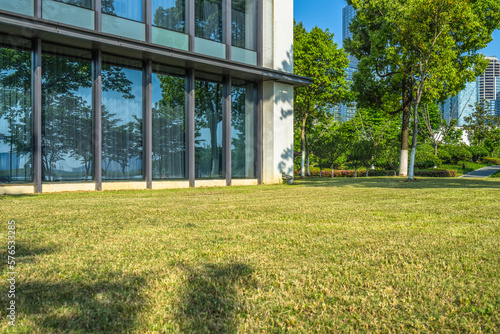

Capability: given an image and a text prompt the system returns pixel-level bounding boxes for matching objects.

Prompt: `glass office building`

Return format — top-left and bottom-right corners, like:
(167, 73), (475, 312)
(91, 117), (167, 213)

(0, 0), (307, 194)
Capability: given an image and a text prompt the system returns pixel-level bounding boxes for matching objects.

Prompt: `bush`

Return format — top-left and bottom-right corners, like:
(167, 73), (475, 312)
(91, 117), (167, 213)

(415, 144), (442, 168)
(468, 145), (489, 162)
(437, 148), (452, 164)
(414, 170), (457, 177)
(441, 144), (472, 164)
(294, 169), (396, 177)
(483, 157), (500, 166)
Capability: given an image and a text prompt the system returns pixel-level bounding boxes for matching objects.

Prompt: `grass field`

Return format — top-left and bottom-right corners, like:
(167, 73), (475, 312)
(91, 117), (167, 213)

(1, 177), (499, 333)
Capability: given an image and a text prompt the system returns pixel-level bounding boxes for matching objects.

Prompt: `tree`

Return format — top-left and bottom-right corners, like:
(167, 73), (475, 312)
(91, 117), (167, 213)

(294, 22), (351, 177)
(346, 0), (500, 179)
(347, 140), (375, 177)
(463, 101), (500, 147)
(311, 120), (355, 177)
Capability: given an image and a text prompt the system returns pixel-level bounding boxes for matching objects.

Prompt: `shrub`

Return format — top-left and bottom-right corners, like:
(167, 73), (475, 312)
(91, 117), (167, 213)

(437, 148), (452, 164)
(468, 145), (489, 162)
(415, 144), (442, 168)
(441, 144), (472, 164)
(414, 170), (457, 177)
(483, 157), (500, 166)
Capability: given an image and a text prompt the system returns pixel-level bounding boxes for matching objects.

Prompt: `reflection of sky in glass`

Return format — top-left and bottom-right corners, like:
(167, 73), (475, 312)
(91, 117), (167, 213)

(152, 0), (177, 13)
(197, 124), (223, 149)
(102, 67), (142, 124)
(105, 0), (143, 22)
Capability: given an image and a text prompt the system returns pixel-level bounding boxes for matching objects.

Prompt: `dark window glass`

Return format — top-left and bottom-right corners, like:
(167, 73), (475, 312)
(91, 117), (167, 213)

(54, 0), (92, 9)
(152, 0), (185, 32)
(152, 67), (186, 179)
(102, 0), (143, 22)
(231, 0), (256, 50)
(41, 47), (93, 182)
(102, 57), (143, 180)
(195, 79), (223, 178)
(0, 45), (32, 183)
(195, 0), (223, 42)
(231, 79), (256, 178)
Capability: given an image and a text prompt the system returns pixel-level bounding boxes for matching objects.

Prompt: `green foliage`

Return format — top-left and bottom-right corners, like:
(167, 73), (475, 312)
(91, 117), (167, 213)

(294, 22), (351, 175)
(468, 145), (489, 162)
(347, 140), (376, 176)
(463, 101), (500, 147)
(484, 157), (500, 166)
(415, 144), (442, 168)
(441, 144), (473, 164)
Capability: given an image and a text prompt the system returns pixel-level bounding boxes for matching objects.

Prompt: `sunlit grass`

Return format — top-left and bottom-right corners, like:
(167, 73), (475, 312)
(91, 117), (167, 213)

(1, 177), (499, 332)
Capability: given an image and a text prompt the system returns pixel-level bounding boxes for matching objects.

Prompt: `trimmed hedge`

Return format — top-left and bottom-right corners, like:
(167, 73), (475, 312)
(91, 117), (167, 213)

(414, 170), (456, 177)
(295, 169), (456, 178)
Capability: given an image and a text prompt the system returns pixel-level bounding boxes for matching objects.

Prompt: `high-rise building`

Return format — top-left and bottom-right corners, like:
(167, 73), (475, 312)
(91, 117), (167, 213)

(478, 57), (500, 101)
(441, 81), (478, 126)
(0, 0), (308, 195)
(336, 4), (357, 122)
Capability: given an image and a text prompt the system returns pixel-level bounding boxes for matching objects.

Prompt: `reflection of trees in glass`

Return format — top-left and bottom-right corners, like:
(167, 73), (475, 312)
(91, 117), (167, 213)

(195, 0), (223, 42)
(231, 0), (256, 49)
(55, 0), (93, 9)
(231, 83), (255, 178)
(41, 54), (93, 181)
(195, 80), (223, 177)
(101, 0), (116, 15)
(0, 47), (32, 182)
(153, 74), (185, 179)
(101, 65), (141, 180)
(153, 0), (185, 32)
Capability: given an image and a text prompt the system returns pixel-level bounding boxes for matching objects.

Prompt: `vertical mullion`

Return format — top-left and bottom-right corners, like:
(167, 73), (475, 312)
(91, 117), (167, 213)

(93, 50), (102, 191)
(224, 76), (232, 185)
(143, 60), (153, 189)
(95, 0), (102, 31)
(225, 0), (232, 60)
(188, 0), (195, 52)
(145, 0), (152, 42)
(32, 39), (42, 193)
(34, 0), (41, 18)
(186, 69), (195, 187)
(256, 81), (263, 184)
(257, 0), (263, 67)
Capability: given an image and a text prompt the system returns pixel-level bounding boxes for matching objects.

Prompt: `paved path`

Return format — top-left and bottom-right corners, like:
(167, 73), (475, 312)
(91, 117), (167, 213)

(460, 165), (500, 178)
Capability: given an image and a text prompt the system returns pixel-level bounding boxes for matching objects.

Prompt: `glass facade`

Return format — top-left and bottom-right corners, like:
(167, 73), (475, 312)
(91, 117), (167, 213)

(195, 0), (223, 42)
(231, 0), (256, 50)
(231, 79), (256, 178)
(102, 56), (143, 180)
(152, 0), (185, 32)
(195, 78), (223, 178)
(54, 0), (92, 9)
(102, 0), (143, 22)
(0, 44), (32, 183)
(41, 45), (93, 182)
(152, 65), (186, 179)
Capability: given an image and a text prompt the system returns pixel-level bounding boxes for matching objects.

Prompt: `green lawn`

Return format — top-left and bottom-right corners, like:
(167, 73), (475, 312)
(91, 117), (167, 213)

(1, 178), (499, 333)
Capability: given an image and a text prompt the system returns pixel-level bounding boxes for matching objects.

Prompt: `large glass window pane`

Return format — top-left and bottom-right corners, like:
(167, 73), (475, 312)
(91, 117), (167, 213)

(195, 0), (223, 42)
(42, 46), (93, 182)
(102, 0), (143, 22)
(152, 0), (185, 32)
(102, 56), (143, 181)
(0, 44), (32, 183)
(231, 0), (256, 50)
(53, 0), (92, 9)
(43, 0), (95, 31)
(152, 65), (186, 179)
(195, 78), (223, 178)
(231, 79), (256, 178)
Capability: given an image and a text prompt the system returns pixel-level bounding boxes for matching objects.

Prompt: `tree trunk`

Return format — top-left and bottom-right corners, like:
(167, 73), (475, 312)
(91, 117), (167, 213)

(331, 165), (334, 178)
(306, 136), (310, 176)
(434, 141), (438, 156)
(366, 168), (369, 177)
(300, 116), (308, 177)
(354, 166), (358, 178)
(319, 167), (322, 177)
(399, 81), (412, 177)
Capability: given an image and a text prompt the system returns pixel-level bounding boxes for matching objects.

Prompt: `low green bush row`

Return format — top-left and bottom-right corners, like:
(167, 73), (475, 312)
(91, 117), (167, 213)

(296, 169), (456, 178)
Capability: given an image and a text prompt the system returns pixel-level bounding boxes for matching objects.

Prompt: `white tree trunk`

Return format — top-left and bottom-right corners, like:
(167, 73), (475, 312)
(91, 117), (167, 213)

(399, 149), (408, 176)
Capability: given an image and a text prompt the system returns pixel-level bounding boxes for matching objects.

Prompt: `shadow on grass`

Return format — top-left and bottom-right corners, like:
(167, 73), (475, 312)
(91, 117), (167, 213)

(294, 177), (500, 189)
(178, 262), (254, 333)
(13, 273), (145, 332)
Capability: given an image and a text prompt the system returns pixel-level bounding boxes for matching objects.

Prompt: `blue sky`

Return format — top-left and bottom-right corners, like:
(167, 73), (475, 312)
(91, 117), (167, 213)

(293, 0), (500, 58)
